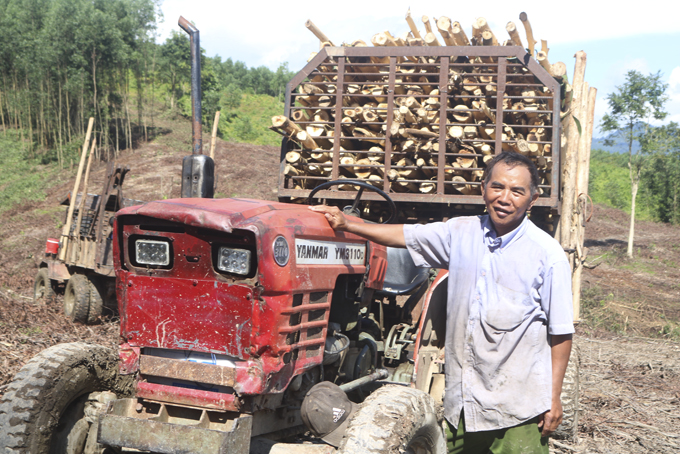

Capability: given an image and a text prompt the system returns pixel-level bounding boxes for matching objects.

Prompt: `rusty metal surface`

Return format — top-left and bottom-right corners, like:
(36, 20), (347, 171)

(280, 45), (562, 220)
(46, 258), (71, 281)
(99, 398), (252, 454)
(178, 16), (202, 156)
(136, 381), (240, 411)
(140, 355), (237, 388)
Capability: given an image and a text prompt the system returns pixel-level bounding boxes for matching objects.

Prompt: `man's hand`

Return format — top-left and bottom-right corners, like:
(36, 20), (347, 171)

(308, 205), (406, 248)
(537, 399), (563, 437)
(308, 205), (349, 231)
(539, 333), (572, 437)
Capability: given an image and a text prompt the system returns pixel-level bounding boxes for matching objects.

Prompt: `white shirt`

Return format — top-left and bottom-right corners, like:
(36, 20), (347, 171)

(404, 215), (574, 431)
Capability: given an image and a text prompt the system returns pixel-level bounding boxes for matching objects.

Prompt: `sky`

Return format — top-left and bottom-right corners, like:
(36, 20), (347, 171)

(156, 0), (680, 139)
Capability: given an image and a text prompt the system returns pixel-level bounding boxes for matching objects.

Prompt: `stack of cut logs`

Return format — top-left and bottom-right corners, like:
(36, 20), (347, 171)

(272, 11), (571, 196)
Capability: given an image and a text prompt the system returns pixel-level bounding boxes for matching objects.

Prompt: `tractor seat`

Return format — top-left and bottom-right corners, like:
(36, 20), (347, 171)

(379, 247), (431, 296)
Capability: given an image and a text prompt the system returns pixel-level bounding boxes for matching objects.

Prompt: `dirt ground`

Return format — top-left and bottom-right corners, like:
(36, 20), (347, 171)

(1, 117), (678, 452)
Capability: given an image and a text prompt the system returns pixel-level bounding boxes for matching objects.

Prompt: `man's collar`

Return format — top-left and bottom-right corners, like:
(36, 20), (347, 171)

(482, 215), (529, 249)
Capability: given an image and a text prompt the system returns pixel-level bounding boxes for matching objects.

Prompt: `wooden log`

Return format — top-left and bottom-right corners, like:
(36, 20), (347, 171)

(436, 17), (457, 46)
(476, 18), (497, 45)
(506, 21), (523, 47)
(420, 181), (437, 193)
(450, 21), (470, 46)
(392, 178), (419, 193)
(452, 104), (472, 122)
(551, 62), (567, 79)
(305, 19), (334, 46)
(354, 158), (373, 179)
(292, 109), (311, 122)
(285, 150), (306, 165)
(448, 125), (464, 140)
(399, 105), (417, 123)
(272, 115), (303, 136)
(353, 127), (384, 144)
(367, 146), (385, 163)
(519, 12), (537, 57)
(457, 147), (477, 168)
(284, 163), (301, 176)
(424, 32), (441, 47)
(463, 125), (478, 139)
(296, 131), (318, 150)
(405, 9), (422, 39)
(421, 15), (433, 34)
(310, 151), (331, 162)
(404, 96), (422, 109)
(513, 139), (531, 155)
(405, 128), (438, 138)
(536, 51), (551, 73)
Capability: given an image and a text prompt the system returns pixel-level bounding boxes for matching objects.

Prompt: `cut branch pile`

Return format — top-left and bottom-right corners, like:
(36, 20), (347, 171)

(274, 11), (573, 198)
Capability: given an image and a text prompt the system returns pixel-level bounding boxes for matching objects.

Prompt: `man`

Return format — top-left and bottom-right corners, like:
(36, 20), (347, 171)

(309, 151), (574, 453)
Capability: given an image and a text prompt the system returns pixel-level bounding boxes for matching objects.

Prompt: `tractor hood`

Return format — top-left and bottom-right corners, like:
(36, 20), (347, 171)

(117, 197), (304, 234)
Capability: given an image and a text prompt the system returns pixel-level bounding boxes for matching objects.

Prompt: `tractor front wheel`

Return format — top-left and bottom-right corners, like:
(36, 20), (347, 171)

(0, 342), (134, 454)
(339, 385), (446, 454)
(64, 274), (90, 323)
(33, 268), (56, 305)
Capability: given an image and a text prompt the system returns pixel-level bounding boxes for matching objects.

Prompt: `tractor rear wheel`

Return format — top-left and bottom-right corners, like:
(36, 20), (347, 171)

(64, 274), (90, 323)
(87, 275), (105, 324)
(0, 342), (134, 454)
(33, 268), (56, 305)
(339, 385), (446, 454)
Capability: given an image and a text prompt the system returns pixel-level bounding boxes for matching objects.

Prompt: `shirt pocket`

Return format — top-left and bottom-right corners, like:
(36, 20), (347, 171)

(483, 285), (535, 331)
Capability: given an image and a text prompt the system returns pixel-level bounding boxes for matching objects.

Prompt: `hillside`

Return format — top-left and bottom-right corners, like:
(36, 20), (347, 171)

(0, 114), (678, 453)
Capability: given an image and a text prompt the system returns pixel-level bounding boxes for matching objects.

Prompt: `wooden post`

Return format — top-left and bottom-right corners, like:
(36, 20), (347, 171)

(210, 110), (220, 160)
(71, 136), (97, 264)
(559, 51), (587, 265)
(59, 117), (94, 261)
(570, 85), (597, 323)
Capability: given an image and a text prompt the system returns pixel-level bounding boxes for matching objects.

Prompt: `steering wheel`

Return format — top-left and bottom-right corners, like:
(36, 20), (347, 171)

(308, 180), (397, 224)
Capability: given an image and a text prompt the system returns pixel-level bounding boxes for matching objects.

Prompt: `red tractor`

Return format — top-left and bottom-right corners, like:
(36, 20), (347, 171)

(0, 15), (581, 454)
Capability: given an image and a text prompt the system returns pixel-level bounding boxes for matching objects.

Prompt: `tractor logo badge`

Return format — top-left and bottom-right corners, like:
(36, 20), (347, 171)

(273, 236), (289, 266)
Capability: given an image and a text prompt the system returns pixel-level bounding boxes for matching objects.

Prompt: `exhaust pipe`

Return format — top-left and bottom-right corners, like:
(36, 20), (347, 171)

(178, 16), (214, 198)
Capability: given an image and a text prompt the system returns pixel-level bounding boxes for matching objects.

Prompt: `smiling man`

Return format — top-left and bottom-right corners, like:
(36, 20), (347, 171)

(310, 151), (574, 454)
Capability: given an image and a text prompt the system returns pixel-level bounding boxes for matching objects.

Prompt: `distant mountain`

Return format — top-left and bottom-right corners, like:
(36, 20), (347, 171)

(591, 136), (638, 154)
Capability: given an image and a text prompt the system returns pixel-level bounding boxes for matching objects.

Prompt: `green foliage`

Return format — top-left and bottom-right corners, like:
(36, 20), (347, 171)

(0, 130), (61, 212)
(588, 149), (655, 220)
(218, 93), (283, 146)
(640, 122), (680, 224)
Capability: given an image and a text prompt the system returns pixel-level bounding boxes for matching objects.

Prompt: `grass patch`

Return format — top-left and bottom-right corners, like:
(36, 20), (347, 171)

(0, 131), (65, 213)
(219, 93), (284, 146)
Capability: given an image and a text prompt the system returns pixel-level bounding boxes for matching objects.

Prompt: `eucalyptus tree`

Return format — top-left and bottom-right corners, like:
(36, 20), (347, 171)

(600, 70), (668, 257)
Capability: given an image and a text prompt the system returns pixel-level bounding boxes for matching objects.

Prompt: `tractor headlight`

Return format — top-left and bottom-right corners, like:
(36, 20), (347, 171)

(135, 239), (170, 266)
(217, 247), (251, 275)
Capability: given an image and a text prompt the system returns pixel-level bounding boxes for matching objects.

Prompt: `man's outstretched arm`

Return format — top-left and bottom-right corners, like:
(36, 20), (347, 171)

(309, 205), (406, 248)
(538, 333), (573, 437)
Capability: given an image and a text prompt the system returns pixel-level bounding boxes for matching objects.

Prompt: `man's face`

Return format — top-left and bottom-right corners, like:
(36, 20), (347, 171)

(481, 162), (539, 236)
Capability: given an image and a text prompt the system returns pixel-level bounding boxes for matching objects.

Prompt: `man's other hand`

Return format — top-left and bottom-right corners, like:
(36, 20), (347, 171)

(537, 400), (563, 437)
(309, 205), (349, 231)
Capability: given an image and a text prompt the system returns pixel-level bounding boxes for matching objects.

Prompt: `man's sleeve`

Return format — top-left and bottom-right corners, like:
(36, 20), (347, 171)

(403, 221), (453, 269)
(539, 259), (575, 335)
